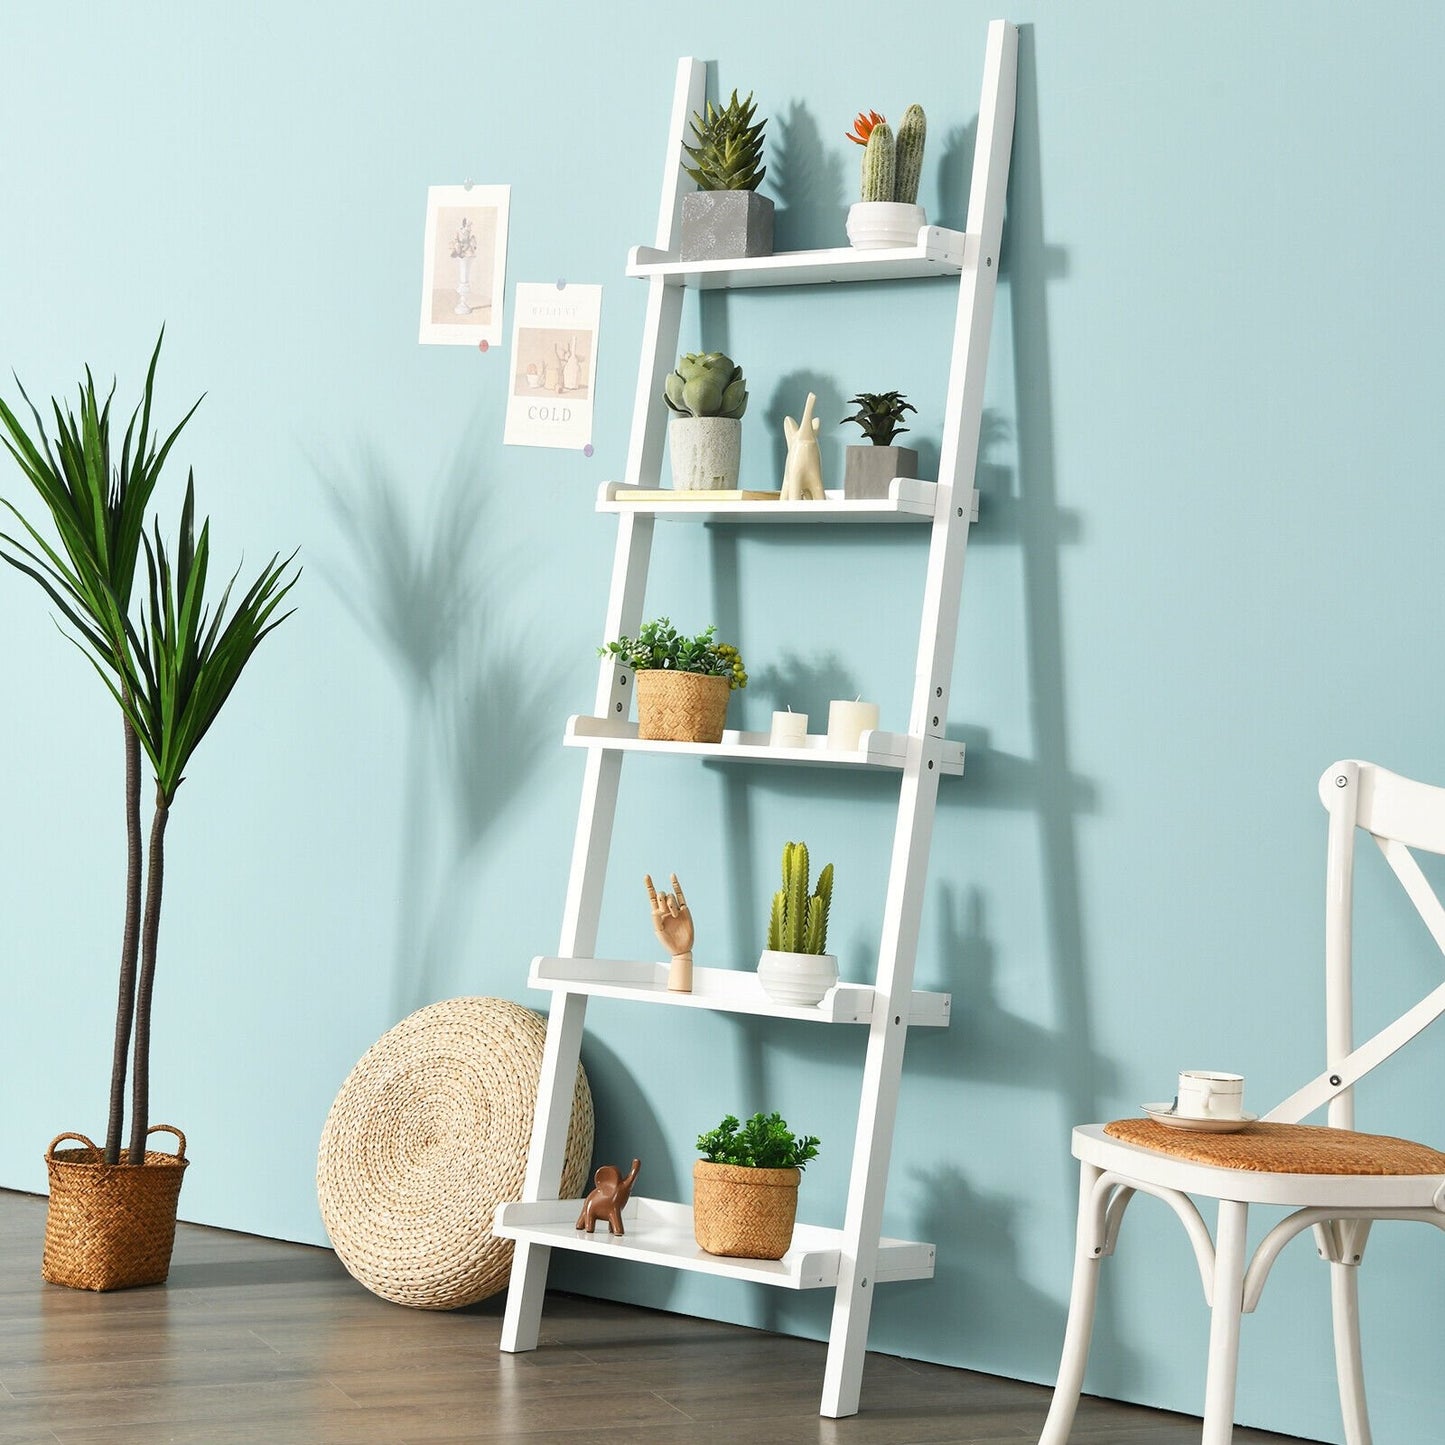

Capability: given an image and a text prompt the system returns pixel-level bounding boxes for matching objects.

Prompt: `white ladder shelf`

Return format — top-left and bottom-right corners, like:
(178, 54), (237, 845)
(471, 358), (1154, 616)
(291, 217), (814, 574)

(496, 21), (1017, 1419)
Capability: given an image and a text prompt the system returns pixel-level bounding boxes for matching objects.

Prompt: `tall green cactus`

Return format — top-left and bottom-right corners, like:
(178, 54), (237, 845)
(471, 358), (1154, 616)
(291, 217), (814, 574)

(894, 104), (927, 206)
(767, 842), (834, 954)
(860, 121), (895, 203)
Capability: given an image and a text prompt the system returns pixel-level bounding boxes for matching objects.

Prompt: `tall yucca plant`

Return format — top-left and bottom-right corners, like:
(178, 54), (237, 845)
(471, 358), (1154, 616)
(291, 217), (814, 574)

(0, 338), (299, 1166)
(0, 335), (199, 1164)
(106, 477), (297, 1161)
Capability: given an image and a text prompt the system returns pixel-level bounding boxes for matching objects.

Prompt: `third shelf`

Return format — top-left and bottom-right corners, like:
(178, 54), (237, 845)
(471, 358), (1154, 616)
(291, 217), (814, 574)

(530, 956), (951, 1027)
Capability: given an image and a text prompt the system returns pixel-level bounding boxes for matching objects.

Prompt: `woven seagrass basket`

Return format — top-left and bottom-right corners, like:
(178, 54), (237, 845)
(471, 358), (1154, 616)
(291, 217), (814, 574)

(693, 1159), (800, 1259)
(635, 670), (730, 743)
(42, 1125), (189, 1291)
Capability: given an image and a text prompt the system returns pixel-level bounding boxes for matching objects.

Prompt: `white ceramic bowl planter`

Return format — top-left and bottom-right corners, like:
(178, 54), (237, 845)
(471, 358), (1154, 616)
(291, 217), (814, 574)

(757, 949), (839, 1007)
(846, 201), (925, 250)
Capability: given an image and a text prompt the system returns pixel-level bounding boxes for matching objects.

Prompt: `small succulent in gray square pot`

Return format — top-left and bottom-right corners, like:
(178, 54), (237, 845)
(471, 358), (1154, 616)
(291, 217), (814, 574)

(841, 390), (919, 499)
(664, 351), (748, 490)
(679, 90), (774, 262)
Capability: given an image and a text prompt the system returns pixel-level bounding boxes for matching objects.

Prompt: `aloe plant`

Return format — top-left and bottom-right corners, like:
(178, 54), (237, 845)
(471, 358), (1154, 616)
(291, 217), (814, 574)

(0, 338), (298, 1165)
(841, 391), (917, 447)
(663, 352), (748, 419)
(766, 841), (833, 955)
(681, 90), (767, 192)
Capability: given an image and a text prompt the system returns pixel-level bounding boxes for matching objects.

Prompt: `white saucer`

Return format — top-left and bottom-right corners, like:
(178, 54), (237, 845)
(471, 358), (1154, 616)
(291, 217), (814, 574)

(1141, 1103), (1259, 1133)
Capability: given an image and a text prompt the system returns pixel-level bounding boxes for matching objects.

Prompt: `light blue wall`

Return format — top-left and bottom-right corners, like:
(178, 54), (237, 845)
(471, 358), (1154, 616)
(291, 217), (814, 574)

(3, 3), (1444, 1439)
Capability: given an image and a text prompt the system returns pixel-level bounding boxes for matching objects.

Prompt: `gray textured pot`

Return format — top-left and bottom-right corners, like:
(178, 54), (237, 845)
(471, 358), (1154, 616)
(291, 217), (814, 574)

(679, 191), (775, 262)
(843, 445), (919, 500)
(670, 416), (742, 490)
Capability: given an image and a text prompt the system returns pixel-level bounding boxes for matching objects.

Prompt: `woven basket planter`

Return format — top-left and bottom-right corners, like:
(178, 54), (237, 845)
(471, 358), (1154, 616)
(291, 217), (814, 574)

(693, 1159), (800, 1259)
(42, 1125), (189, 1291)
(317, 996), (593, 1309)
(635, 670), (730, 743)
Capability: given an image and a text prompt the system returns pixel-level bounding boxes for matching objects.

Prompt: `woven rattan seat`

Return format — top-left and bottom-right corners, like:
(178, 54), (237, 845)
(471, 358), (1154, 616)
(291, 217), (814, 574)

(317, 996), (593, 1309)
(1103, 1119), (1445, 1176)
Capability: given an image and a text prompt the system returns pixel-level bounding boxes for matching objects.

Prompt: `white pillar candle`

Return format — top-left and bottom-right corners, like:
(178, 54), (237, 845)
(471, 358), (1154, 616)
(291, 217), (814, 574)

(769, 710), (808, 748)
(826, 699), (880, 750)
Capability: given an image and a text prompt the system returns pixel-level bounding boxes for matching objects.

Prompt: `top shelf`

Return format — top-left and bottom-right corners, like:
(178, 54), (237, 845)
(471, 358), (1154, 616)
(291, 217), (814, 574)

(626, 228), (974, 290)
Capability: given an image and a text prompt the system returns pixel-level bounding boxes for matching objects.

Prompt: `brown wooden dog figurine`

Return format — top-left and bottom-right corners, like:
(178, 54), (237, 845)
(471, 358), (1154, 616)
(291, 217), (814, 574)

(575, 1158), (641, 1236)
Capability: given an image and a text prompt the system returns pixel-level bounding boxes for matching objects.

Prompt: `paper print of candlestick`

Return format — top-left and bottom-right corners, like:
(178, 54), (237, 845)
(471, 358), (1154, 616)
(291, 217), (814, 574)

(418, 184), (511, 346)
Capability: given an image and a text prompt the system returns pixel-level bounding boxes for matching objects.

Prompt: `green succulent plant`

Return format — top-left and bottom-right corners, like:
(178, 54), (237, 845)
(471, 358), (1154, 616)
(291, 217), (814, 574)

(841, 391), (916, 447)
(681, 89), (767, 192)
(767, 840), (833, 955)
(697, 1112), (820, 1171)
(663, 352), (748, 419)
(599, 617), (747, 689)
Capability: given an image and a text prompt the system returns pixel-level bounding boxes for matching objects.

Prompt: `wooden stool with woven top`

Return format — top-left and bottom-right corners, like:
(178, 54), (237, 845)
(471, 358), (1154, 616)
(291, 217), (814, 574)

(1040, 762), (1445, 1445)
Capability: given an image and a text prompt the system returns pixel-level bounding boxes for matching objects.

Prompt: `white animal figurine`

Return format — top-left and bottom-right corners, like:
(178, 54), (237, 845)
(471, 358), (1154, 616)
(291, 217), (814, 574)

(781, 392), (824, 501)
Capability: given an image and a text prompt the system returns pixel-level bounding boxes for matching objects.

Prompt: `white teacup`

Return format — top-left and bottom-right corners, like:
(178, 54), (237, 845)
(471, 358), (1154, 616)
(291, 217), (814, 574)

(1175, 1070), (1244, 1120)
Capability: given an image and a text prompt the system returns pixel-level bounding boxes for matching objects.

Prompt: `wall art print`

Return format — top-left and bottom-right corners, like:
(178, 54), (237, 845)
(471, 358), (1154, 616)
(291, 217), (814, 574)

(418, 184), (511, 346)
(503, 282), (602, 451)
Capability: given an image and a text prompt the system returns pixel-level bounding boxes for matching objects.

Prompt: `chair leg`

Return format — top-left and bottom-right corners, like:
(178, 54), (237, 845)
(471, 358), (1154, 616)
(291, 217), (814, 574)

(1040, 1163), (1106, 1445)
(1201, 1200), (1248, 1445)
(1330, 1261), (1372, 1445)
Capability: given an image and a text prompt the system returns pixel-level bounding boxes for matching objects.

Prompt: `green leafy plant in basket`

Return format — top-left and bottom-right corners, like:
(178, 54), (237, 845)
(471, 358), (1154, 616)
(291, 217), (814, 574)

(696, 1112), (820, 1170)
(600, 617), (747, 688)
(0, 332), (300, 1178)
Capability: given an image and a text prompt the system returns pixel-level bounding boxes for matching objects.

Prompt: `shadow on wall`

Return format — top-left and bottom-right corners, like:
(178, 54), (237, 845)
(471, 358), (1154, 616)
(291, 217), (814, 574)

(313, 416), (564, 1021)
(770, 100), (847, 252)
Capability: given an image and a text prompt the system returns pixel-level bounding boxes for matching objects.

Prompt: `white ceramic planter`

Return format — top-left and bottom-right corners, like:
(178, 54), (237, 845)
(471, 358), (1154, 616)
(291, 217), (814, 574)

(846, 201), (926, 250)
(669, 416), (741, 490)
(757, 950), (839, 1007)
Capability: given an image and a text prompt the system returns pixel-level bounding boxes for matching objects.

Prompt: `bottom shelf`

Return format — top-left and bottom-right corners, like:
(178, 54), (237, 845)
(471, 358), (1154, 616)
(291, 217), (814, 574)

(494, 1196), (935, 1291)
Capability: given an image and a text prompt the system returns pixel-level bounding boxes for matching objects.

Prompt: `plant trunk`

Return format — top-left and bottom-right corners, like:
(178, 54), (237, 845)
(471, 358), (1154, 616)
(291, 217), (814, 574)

(104, 713), (144, 1165)
(127, 786), (170, 1165)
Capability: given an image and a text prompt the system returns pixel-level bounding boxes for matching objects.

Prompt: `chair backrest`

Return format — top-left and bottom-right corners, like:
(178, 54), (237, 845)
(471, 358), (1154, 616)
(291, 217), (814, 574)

(1266, 760), (1445, 1127)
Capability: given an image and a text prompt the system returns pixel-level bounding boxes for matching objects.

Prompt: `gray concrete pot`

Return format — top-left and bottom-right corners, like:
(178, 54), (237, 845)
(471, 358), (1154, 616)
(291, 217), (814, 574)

(670, 416), (742, 490)
(843, 444), (919, 500)
(680, 191), (775, 262)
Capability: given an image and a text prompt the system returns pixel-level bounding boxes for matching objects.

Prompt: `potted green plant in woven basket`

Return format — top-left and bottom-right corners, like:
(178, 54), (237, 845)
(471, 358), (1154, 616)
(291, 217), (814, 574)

(0, 334), (299, 1290)
(600, 617), (746, 743)
(679, 89), (773, 262)
(694, 1112), (820, 1259)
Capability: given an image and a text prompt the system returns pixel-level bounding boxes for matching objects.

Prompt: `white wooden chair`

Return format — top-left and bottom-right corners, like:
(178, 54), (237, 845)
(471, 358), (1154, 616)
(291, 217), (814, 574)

(1040, 760), (1445, 1445)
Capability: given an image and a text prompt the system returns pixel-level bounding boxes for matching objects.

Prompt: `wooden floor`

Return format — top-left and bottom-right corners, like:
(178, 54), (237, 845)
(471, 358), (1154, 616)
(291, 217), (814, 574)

(0, 1190), (1324, 1444)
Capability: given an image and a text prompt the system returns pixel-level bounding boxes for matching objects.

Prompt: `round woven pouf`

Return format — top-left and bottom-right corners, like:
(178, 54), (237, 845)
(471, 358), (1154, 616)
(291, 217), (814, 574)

(317, 996), (593, 1309)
